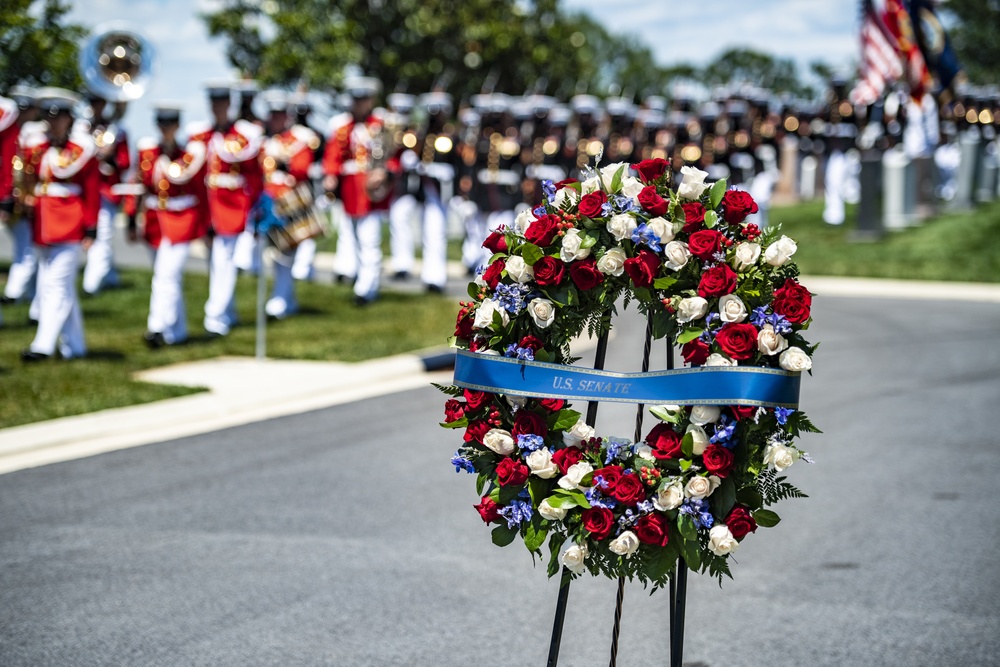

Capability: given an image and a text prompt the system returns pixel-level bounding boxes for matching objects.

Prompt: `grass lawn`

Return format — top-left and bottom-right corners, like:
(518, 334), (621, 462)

(0, 269), (461, 428)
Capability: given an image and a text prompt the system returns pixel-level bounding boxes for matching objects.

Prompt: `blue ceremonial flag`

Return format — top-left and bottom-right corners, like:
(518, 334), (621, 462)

(453, 350), (802, 409)
(905, 0), (963, 93)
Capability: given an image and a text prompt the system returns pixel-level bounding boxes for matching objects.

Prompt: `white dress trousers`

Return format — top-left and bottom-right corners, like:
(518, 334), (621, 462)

(203, 233), (240, 335)
(82, 196), (119, 294)
(30, 243), (86, 358)
(3, 218), (38, 301)
(352, 212), (384, 302)
(147, 238), (190, 344)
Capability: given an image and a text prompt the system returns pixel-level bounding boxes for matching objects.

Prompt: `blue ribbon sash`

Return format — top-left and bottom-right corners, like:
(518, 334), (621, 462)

(453, 349), (800, 408)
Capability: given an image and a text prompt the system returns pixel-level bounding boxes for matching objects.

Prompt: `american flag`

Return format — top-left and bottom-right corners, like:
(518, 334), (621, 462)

(850, 0), (906, 105)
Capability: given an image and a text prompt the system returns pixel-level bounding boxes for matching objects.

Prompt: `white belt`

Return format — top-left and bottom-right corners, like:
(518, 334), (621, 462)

(145, 194), (198, 211)
(418, 162), (455, 181)
(35, 182), (82, 198)
(525, 164), (567, 182)
(208, 173), (247, 190)
(339, 160), (363, 176)
(266, 171), (296, 187)
(477, 169), (520, 186)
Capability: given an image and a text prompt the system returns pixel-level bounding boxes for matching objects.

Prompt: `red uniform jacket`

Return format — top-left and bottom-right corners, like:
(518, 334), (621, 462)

(23, 131), (100, 245)
(194, 119), (264, 236)
(92, 124), (131, 205)
(126, 137), (210, 246)
(0, 98), (19, 203)
(264, 124), (317, 199)
(322, 112), (397, 216)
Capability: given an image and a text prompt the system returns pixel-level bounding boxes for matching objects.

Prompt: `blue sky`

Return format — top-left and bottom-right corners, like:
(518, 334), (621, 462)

(65, 0), (860, 140)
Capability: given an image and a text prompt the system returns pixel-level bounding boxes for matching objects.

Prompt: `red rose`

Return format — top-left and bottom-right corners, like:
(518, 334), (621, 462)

(681, 339), (711, 366)
(474, 496), (501, 523)
(715, 323), (758, 360)
(552, 446), (584, 473)
(592, 465), (624, 494)
(687, 229), (724, 262)
(635, 512), (671, 546)
(444, 399), (465, 423)
(524, 214), (560, 247)
(624, 249), (660, 288)
(578, 191), (608, 218)
(463, 389), (491, 411)
(512, 410), (548, 438)
(724, 505), (758, 540)
(517, 335), (543, 352)
(702, 444), (735, 477)
(681, 201), (706, 233)
(496, 458), (530, 486)
(730, 405), (756, 420)
(581, 507), (615, 540)
(611, 473), (646, 506)
(455, 311), (474, 340)
(637, 185), (668, 215)
(697, 264), (738, 298)
(646, 423), (682, 460)
(721, 190), (759, 224)
(483, 230), (508, 253)
(540, 398), (565, 412)
(533, 255), (566, 286)
(482, 259), (505, 290)
(570, 258), (605, 291)
(464, 419), (490, 444)
(634, 158), (669, 184)
(772, 279), (812, 324)
(555, 178), (578, 189)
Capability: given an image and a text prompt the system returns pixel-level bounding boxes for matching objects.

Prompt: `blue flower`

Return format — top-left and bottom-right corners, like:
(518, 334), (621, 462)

(680, 498), (715, 530)
(767, 312), (793, 335)
(533, 205), (547, 217)
(630, 223), (663, 252)
(604, 437), (630, 464)
(451, 452), (476, 474)
(611, 194), (637, 213)
(710, 414), (738, 449)
(517, 434), (545, 452)
(585, 487), (618, 510)
(775, 407), (794, 426)
(499, 498), (533, 529)
(504, 344), (535, 361)
(494, 282), (531, 314)
(541, 179), (557, 201)
(637, 500), (655, 514)
(750, 305), (770, 328)
(600, 201), (614, 217)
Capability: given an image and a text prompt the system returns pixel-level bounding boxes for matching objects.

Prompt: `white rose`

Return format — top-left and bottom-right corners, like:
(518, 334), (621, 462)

(620, 176), (645, 200)
(732, 242), (761, 271)
(473, 298), (510, 331)
(563, 417), (596, 447)
(526, 448), (560, 479)
(607, 213), (637, 242)
(633, 443), (656, 462)
(689, 405), (721, 426)
(779, 347), (813, 372)
(538, 498), (567, 521)
(506, 394), (528, 410)
(705, 353), (735, 367)
(581, 176), (601, 194)
(553, 187), (580, 209)
(600, 161), (629, 184)
(474, 272), (487, 288)
(559, 228), (591, 262)
(677, 165), (710, 200)
(596, 247), (627, 276)
(528, 298), (556, 329)
(764, 235), (798, 266)
(646, 216), (675, 244)
(505, 255), (534, 283)
(685, 474), (721, 500)
(476, 349), (501, 356)
(708, 524), (740, 556)
(685, 424), (709, 455)
(677, 297), (709, 324)
(763, 442), (797, 471)
(719, 294), (748, 323)
(654, 479), (685, 511)
(609, 530), (640, 557)
(558, 461), (594, 490)
(757, 323), (789, 356)
(663, 241), (691, 271)
(482, 428), (515, 455)
(560, 542), (589, 574)
(515, 208), (536, 235)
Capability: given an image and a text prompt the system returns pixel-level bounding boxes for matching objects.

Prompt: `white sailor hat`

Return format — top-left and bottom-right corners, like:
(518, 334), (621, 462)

(635, 108), (665, 129)
(570, 94), (602, 116)
(459, 108), (481, 127)
(523, 94), (556, 118)
(470, 93), (510, 115)
(9, 85), (36, 110)
(644, 95), (667, 113)
(343, 76), (381, 99)
(605, 96), (637, 121)
(153, 102), (183, 124)
(387, 93), (416, 113)
(204, 80), (233, 100)
(547, 105), (572, 127)
(260, 89), (289, 113)
(235, 80), (259, 99)
(35, 87), (80, 116)
(419, 91), (453, 115)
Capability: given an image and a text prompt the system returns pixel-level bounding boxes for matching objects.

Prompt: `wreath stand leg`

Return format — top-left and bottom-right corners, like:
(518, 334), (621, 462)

(546, 328), (611, 667)
(663, 335), (688, 667)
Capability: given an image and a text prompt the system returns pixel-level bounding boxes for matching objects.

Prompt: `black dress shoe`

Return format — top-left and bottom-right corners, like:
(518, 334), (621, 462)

(425, 284), (445, 294)
(0, 296), (14, 305)
(392, 270), (411, 282)
(353, 295), (372, 307)
(143, 331), (165, 349)
(20, 349), (50, 362)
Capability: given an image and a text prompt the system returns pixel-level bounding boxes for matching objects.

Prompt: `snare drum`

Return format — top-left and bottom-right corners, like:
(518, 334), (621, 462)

(266, 183), (326, 253)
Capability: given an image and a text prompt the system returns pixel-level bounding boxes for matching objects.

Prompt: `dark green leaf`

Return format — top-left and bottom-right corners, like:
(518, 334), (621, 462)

(439, 417), (469, 429)
(678, 514), (698, 541)
(753, 509), (781, 527)
(552, 409), (582, 431)
(528, 477), (547, 506)
(676, 327), (703, 345)
(524, 518), (547, 552)
(711, 477), (737, 519)
(491, 524), (517, 547)
(709, 179), (727, 209)
(652, 276), (678, 290)
(735, 486), (763, 509)
(521, 243), (544, 266)
(704, 210), (718, 229)
(476, 473), (487, 496)
(681, 538), (702, 571)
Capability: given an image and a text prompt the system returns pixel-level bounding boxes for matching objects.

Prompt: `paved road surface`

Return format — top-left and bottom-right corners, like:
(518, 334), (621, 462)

(2, 294), (999, 666)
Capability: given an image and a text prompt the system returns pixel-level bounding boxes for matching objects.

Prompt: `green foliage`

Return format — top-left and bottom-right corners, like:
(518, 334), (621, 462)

(756, 467), (808, 506)
(0, 0), (86, 92)
(941, 0), (1000, 83)
(702, 47), (805, 95)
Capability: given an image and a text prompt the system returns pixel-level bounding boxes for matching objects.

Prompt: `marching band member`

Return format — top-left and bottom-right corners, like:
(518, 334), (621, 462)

(385, 91), (417, 280)
(261, 90), (320, 319)
(20, 89), (99, 361)
(322, 76), (396, 306)
(191, 82), (265, 336)
(81, 90), (130, 295)
(130, 103), (209, 347)
(1, 86), (39, 310)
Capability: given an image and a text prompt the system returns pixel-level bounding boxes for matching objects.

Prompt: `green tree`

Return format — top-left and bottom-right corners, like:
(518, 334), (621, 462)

(0, 0), (87, 93)
(702, 47), (805, 95)
(940, 0), (1000, 83)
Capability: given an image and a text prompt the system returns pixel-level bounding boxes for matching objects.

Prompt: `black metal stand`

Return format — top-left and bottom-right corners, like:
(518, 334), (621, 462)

(665, 335), (688, 667)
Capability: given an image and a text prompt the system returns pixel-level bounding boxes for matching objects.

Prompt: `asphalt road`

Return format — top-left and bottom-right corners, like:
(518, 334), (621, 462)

(2, 294), (999, 667)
